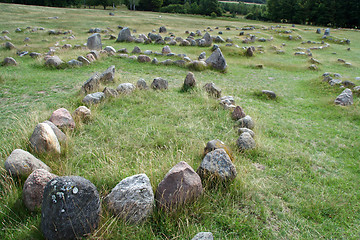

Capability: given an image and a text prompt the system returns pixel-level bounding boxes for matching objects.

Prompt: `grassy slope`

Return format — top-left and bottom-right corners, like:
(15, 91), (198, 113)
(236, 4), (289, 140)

(0, 3), (360, 239)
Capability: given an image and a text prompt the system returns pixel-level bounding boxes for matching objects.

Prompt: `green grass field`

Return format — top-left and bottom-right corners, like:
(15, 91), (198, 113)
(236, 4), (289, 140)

(0, 3), (360, 239)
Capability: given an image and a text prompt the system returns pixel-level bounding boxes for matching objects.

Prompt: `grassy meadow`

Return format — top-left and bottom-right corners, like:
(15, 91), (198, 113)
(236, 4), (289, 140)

(0, 3), (360, 239)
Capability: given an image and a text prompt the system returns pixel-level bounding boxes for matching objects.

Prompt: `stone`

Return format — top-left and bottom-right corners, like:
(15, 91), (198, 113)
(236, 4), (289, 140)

(117, 27), (132, 42)
(156, 161), (203, 211)
(202, 32), (212, 47)
(30, 52), (42, 58)
(67, 59), (82, 66)
(41, 176), (101, 240)
(150, 77), (168, 90)
(161, 59), (173, 65)
(2, 57), (17, 66)
(49, 108), (75, 130)
(232, 106), (246, 120)
(4, 149), (51, 178)
(220, 96), (235, 106)
(23, 169), (57, 211)
(43, 120), (67, 144)
(5, 41), (15, 50)
(138, 55), (151, 63)
(77, 56), (90, 65)
(238, 128), (255, 138)
(214, 36), (225, 43)
(45, 56), (63, 68)
(159, 26), (167, 33)
(324, 28), (330, 36)
(62, 44), (72, 49)
(205, 48), (227, 71)
(152, 57), (159, 64)
(137, 78), (148, 90)
(86, 53), (96, 62)
(203, 83), (221, 98)
(102, 87), (119, 98)
(198, 52), (206, 60)
(174, 60), (186, 67)
(100, 65), (115, 83)
(334, 88), (353, 106)
(104, 46), (116, 54)
(188, 60), (207, 71)
(237, 115), (255, 129)
(236, 132), (256, 150)
(105, 174), (154, 224)
(87, 33), (102, 50)
(109, 12), (114, 16)
(246, 47), (254, 57)
(342, 81), (355, 88)
(29, 123), (61, 154)
(310, 58), (321, 64)
(309, 64), (318, 70)
(117, 48), (128, 54)
(183, 72), (196, 89)
(162, 45), (171, 55)
(148, 32), (162, 42)
(82, 92), (105, 105)
(82, 73), (100, 94)
(353, 86), (360, 93)
(132, 46), (141, 54)
(197, 149), (237, 182)
(73, 106), (91, 122)
(192, 232), (214, 240)
(329, 79), (342, 86)
(203, 139), (231, 156)
(262, 90), (277, 99)
(116, 83), (136, 94)
(211, 44), (219, 51)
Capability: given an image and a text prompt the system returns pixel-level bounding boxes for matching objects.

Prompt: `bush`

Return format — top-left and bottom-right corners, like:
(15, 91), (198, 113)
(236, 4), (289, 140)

(211, 12), (217, 18)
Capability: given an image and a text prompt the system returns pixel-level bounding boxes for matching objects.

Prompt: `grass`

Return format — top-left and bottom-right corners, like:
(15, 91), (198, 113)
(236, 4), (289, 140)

(1, 3), (360, 239)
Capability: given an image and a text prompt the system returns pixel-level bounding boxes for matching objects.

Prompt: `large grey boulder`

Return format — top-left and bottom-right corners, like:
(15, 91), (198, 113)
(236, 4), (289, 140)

(202, 32), (212, 47)
(236, 132), (256, 150)
(49, 108), (75, 130)
(4, 149), (51, 178)
(41, 176), (101, 240)
(23, 169), (57, 211)
(105, 174), (154, 224)
(192, 232), (214, 240)
(29, 123), (61, 154)
(87, 33), (102, 50)
(151, 77), (168, 90)
(334, 88), (353, 106)
(81, 72), (100, 94)
(205, 48), (227, 71)
(324, 28), (330, 36)
(117, 27), (132, 42)
(116, 83), (135, 94)
(99, 65), (115, 83)
(82, 92), (105, 105)
(155, 161), (203, 211)
(197, 149), (237, 182)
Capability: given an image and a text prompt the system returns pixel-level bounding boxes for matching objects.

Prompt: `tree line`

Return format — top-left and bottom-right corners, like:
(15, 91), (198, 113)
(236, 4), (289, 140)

(267, 0), (359, 28)
(0, 0), (358, 28)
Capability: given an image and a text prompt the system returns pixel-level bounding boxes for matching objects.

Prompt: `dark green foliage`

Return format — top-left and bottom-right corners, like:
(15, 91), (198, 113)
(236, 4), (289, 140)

(222, 1), (267, 20)
(267, 0), (360, 28)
